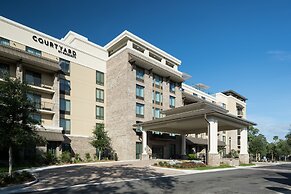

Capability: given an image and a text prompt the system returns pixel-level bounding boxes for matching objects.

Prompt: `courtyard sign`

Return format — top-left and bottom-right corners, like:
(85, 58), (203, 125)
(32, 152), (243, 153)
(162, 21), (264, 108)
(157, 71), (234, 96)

(32, 35), (77, 58)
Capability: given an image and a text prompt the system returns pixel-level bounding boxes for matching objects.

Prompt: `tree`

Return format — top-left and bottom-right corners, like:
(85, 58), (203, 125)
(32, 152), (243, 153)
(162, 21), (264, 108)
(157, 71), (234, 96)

(90, 124), (111, 160)
(0, 77), (42, 176)
(249, 134), (268, 161)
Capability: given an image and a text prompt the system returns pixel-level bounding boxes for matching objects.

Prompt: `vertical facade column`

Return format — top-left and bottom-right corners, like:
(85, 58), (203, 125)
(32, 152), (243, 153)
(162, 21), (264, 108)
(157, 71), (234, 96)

(16, 63), (23, 82)
(141, 130), (149, 160)
(239, 128), (249, 164)
(126, 40), (133, 48)
(52, 73), (60, 128)
(181, 134), (186, 158)
(207, 118), (220, 166)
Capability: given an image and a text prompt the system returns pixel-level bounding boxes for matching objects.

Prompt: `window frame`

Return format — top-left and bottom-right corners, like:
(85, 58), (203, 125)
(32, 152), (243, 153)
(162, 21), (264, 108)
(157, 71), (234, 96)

(136, 103), (144, 118)
(60, 78), (71, 95)
(96, 88), (104, 103)
(59, 58), (70, 75)
(96, 106), (104, 120)
(26, 46), (42, 57)
(96, 70), (104, 86)
(60, 98), (71, 115)
(136, 84), (144, 99)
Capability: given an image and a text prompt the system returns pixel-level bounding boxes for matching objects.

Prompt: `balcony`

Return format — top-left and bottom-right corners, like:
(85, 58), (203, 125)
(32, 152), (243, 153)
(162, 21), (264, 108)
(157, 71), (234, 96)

(29, 84), (55, 94)
(38, 101), (55, 115)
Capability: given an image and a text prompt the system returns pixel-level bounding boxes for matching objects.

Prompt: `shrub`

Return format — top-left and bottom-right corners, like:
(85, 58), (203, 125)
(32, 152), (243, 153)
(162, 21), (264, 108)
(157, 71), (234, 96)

(0, 171), (35, 187)
(188, 154), (199, 160)
(158, 161), (165, 167)
(60, 151), (71, 163)
(45, 152), (58, 165)
(85, 153), (91, 161)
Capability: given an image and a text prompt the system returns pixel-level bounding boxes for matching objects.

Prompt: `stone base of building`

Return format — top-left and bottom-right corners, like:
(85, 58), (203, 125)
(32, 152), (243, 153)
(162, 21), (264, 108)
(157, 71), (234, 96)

(68, 136), (96, 159)
(207, 153), (220, 166)
(141, 153), (149, 160)
(239, 154), (250, 164)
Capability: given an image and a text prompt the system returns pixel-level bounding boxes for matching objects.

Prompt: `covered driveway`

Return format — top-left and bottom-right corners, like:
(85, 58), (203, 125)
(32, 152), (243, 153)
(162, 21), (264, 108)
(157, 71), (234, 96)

(135, 101), (256, 166)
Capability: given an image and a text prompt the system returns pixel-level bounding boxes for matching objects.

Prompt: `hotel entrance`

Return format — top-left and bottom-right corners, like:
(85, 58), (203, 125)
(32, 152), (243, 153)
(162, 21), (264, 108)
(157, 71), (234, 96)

(152, 145), (164, 159)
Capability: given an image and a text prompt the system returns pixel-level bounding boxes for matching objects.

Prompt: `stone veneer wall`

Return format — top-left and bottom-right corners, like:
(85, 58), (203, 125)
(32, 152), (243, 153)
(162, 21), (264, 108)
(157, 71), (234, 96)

(106, 49), (137, 161)
(69, 136), (96, 159)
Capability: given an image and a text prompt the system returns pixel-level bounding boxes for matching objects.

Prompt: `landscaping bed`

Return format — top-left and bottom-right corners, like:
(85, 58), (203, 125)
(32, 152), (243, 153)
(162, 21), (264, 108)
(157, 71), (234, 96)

(153, 160), (233, 170)
(0, 171), (35, 187)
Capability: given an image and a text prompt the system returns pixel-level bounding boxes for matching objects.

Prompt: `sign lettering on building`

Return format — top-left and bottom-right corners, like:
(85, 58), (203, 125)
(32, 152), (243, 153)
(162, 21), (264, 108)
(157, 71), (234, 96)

(32, 35), (77, 58)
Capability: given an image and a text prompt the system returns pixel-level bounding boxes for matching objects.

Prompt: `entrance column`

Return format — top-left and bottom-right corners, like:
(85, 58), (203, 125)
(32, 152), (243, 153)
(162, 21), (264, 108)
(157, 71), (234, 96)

(181, 134), (187, 159)
(208, 118), (220, 166)
(239, 128), (249, 164)
(141, 130), (149, 160)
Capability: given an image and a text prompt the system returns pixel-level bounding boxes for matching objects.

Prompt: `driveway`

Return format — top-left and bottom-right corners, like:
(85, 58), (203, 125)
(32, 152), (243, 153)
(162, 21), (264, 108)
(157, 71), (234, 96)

(25, 160), (183, 191)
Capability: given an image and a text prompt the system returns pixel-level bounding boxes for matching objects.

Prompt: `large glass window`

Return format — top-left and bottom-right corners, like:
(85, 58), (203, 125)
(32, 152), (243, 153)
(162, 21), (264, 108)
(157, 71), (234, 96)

(96, 88), (104, 102)
(96, 106), (104, 120)
(31, 113), (41, 123)
(96, 71), (104, 85)
(169, 82), (176, 93)
(60, 98), (71, 114)
(136, 85), (144, 99)
(60, 118), (71, 134)
(153, 74), (162, 87)
(170, 96), (175, 108)
(26, 46), (41, 57)
(136, 103), (144, 117)
(0, 63), (9, 78)
(0, 37), (10, 46)
(59, 58), (70, 75)
(25, 70), (41, 87)
(27, 93), (41, 109)
(60, 79), (70, 95)
(152, 108), (161, 119)
(136, 67), (145, 81)
(155, 91), (162, 104)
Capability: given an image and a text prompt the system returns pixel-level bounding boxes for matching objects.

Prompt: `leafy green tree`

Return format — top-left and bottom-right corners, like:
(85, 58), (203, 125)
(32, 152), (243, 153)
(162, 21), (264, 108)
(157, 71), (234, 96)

(0, 77), (42, 175)
(248, 126), (268, 161)
(90, 124), (111, 160)
(276, 139), (291, 161)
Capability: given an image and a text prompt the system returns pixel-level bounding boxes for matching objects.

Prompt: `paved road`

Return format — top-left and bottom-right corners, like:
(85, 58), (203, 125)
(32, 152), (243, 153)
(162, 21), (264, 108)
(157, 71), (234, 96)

(19, 163), (291, 194)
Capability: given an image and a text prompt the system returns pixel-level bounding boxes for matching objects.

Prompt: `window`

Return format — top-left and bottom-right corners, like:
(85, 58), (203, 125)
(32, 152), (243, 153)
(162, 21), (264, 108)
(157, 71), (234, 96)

(193, 93), (198, 96)
(222, 103), (226, 109)
(96, 106), (104, 120)
(153, 108), (161, 119)
(60, 118), (71, 134)
(60, 98), (70, 114)
(96, 71), (104, 85)
(27, 93), (41, 109)
(0, 37), (10, 46)
(170, 96), (175, 108)
(153, 74), (162, 87)
(25, 70), (41, 87)
(223, 136), (226, 143)
(136, 103), (144, 117)
(60, 79), (70, 95)
(154, 91), (162, 104)
(59, 58), (70, 75)
(136, 67), (145, 81)
(136, 85), (144, 99)
(169, 82), (175, 93)
(26, 46), (41, 57)
(96, 88), (104, 102)
(201, 96), (206, 100)
(0, 63), (9, 78)
(31, 113), (41, 123)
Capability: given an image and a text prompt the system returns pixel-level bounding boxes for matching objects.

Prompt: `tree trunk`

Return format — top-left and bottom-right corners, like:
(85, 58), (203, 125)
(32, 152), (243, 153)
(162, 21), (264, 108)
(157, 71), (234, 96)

(8, 146), (12, 176)
(271, 152), (274, 162)
(98, 149), (101, 161)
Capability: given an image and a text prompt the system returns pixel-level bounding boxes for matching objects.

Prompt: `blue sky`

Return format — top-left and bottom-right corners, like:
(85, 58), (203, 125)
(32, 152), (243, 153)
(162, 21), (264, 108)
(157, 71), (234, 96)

(1, 0), (291, 141)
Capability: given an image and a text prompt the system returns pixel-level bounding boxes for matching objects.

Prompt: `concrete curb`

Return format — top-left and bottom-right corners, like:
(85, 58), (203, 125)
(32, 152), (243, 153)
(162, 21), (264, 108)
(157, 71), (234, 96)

(0, 172), (38, 194)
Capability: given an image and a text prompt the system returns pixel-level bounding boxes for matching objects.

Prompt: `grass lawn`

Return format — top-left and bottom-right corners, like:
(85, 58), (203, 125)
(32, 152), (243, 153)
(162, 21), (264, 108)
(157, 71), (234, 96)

(239, 163), (256, 167)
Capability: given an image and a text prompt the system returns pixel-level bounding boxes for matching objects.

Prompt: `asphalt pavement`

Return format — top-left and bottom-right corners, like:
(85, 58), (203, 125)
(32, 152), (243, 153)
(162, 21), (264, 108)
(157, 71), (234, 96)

(11, 163), (291, 194)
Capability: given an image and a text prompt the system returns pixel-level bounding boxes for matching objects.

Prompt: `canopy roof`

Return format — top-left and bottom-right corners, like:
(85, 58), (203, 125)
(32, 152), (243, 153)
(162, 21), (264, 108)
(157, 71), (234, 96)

(134, 102), (256, 134)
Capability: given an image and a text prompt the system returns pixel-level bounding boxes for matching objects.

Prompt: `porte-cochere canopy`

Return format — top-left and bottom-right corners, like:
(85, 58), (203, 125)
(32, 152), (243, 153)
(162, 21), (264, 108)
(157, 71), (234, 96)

(134, 101), (256, 134)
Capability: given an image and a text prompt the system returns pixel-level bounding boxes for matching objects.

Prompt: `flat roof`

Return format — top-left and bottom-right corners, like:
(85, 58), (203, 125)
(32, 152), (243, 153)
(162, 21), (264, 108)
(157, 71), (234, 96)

(222, 90), (248, 101)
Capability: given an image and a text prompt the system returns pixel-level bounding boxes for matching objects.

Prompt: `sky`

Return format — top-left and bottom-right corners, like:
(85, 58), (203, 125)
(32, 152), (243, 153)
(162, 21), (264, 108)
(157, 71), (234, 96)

(1, 0), (290, 141)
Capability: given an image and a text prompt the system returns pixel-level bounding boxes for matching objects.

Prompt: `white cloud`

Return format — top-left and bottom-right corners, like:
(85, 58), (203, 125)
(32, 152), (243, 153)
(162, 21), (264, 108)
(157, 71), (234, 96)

(267, 50), (291, 61)
(247, 114), (290, 142)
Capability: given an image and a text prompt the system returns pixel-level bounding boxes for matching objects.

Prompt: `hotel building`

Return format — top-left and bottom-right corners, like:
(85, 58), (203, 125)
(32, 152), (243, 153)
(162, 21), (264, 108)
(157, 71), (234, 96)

(0, 16), (254, 165)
